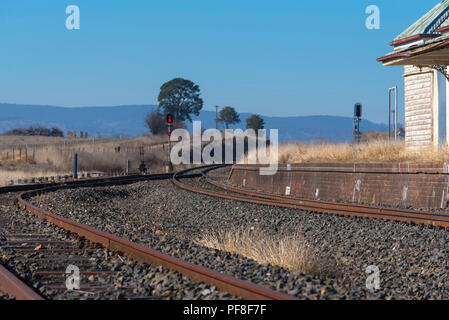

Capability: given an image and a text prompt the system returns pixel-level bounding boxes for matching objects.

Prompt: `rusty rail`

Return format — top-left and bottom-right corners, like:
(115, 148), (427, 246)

(0, 265), (44, 300)
(10, 171), (296, 301)
(173, 165), (449, 229)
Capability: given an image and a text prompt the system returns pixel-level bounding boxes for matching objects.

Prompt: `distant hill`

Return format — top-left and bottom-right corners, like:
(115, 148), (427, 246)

(0, 103), (387, 143)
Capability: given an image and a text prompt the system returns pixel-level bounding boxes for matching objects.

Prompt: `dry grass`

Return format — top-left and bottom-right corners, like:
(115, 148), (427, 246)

(32, 144), (163, 172)
(0, 169), (74, 184)
(0, 135), (169, 185)
(0, 135), (67, 151)
(277, 140), (449, 164)
(197, 228), (324, 276)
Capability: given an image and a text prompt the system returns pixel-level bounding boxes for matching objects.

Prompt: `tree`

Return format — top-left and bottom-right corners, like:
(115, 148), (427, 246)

(4, 126), (63, 137)
(246, 114), (265, 131)
(158, 78), (203, 122)
(145, 109), (187, 135)
(50, 127), (64, 137)
(219, 106), (240, 129)
(145, 109), (166, 135)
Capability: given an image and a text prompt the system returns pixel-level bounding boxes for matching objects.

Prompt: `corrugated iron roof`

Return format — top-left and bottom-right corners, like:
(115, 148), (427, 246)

(395, 0), (449, 41)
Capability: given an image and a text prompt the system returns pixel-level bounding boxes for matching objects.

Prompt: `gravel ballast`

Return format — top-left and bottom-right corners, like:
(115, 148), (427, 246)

(0, 292), (15, 300)
(0, 198), (237, 300)
(30, 169), (449, 300)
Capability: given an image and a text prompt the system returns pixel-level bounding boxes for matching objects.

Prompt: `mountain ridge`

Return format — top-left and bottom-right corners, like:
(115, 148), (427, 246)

(0, 103), (388, 142)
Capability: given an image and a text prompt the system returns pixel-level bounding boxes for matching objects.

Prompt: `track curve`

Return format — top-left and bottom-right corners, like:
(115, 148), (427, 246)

(174, 165), (449, 229)
(1, 171), (297, 300)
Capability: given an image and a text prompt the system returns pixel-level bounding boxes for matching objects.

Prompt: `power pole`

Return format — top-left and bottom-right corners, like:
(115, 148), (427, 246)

(215, 106), (219, 130)
(166, 114), (173, 173)
(388, 86), (398, 141)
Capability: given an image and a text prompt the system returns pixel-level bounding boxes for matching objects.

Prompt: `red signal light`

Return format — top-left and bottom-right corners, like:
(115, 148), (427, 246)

(167, 114), (173, 124)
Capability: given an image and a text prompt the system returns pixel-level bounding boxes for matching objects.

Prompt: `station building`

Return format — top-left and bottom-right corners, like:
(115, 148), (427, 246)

(378, 0), (449, 149)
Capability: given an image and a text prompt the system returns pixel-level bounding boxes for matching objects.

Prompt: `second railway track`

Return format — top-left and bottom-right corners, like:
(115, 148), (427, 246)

(174, 165), (449, 229)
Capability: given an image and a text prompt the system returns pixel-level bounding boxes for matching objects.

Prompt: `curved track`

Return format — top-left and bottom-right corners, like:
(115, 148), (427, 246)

(174, 165), (449, 229)
(7, 163), (447, 300)
(0, 171), (296, 300)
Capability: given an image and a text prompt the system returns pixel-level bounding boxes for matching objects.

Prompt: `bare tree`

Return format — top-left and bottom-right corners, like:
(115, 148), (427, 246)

(145, 109), (166, 135)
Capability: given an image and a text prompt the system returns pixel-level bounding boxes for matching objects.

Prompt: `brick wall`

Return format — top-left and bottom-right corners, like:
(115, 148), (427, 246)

(403, 66), (435, 150)
(229, 163), (449, 210)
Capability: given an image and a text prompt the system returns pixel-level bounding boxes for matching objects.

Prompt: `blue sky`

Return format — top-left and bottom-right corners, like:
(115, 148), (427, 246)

(0, 0), (438, 124)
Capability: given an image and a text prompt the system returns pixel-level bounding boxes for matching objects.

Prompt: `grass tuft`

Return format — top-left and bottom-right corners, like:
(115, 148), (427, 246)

(198, 228), (325, 276)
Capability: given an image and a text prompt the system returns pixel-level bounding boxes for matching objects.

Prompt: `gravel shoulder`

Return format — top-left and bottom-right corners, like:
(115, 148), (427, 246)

(30, 177), (449, 300)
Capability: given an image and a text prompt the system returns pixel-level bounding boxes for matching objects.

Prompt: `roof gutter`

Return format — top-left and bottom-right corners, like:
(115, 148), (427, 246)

(389, 34), (441, 47)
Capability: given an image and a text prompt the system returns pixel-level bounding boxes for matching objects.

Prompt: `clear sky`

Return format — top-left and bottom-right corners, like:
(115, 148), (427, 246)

(0, 0), (438, 124)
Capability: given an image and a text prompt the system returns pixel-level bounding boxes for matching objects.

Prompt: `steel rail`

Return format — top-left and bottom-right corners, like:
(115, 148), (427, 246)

(11, 171), (296, 301)
(203, 171), (449, 225)
(0, 173), (174, 194)
(0, 265), (45, 300)
(174, 165), (449, 229)
(0, 173), (183, 300)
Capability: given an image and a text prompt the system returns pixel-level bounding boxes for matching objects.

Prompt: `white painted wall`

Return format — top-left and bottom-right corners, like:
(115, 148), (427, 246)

(403, 66), (434, 150)
(438, 71), (447, 146)
(446, 66), (449, 145)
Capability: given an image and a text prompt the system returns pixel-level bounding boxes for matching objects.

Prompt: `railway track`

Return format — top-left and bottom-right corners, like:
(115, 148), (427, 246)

(174, 165), (449, 229)
(0, 171), (296, 300)
(10, 164), (448, 300)
(4, 164), (447, 300)
(0, 208), (141, 300)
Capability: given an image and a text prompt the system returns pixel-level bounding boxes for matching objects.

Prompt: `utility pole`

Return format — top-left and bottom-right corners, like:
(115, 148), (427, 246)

(394, 86), (398, 141)
(388, 86), (398, 141)
(166, 114), (174, 173)
(215, 106), (219, 130)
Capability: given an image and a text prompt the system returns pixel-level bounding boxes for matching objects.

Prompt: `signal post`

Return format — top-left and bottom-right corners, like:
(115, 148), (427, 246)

(166, 114), (174, 173)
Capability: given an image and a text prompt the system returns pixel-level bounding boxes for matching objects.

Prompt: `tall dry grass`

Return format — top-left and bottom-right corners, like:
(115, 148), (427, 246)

(0, 135), (66, 151)
(277, 140), (449, 164)
(33, 144), (164, 172)
(0, 135), (168, 185)
(197, 228), (324, 275)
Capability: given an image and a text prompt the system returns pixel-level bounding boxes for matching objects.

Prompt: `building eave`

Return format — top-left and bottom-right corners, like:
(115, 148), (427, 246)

(389, 34), (441, 47)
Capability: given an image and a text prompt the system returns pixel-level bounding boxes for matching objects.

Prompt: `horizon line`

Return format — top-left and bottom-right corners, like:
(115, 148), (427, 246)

(0, 102), (389, 124)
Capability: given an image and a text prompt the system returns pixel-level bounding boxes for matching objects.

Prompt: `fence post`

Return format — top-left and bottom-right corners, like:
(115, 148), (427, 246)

(126, 160), (130, 175)
(74, 153), (78, 179)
